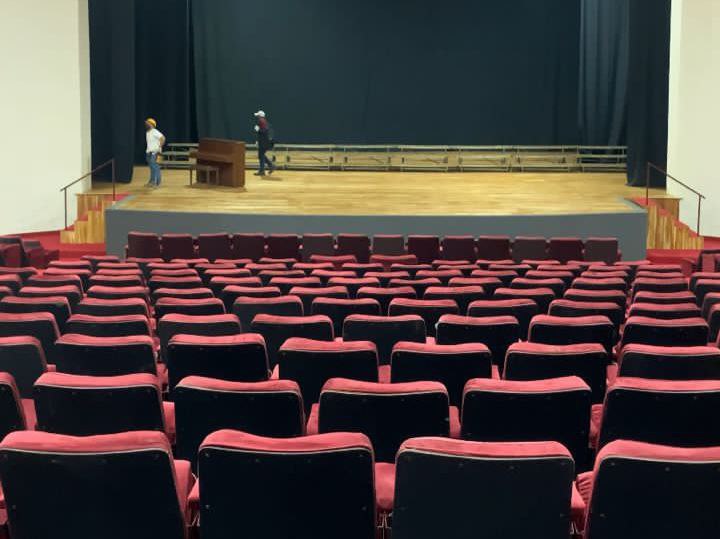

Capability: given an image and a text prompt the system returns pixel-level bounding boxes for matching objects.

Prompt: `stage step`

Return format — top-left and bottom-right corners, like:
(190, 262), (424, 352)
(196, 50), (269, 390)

(60, 194), (115, 244)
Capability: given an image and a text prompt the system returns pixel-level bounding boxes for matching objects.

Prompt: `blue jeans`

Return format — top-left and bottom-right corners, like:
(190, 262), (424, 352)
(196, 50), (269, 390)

(146, 152), (161, 185)
(258, 147), (273, 174)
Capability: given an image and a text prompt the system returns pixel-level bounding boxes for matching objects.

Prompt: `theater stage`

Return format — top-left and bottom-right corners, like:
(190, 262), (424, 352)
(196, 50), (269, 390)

(98, 168), (661, 259)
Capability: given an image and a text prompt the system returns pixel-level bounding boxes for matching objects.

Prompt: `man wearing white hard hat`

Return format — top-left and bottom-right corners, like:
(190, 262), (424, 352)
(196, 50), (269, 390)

(253, 110), (275, 176)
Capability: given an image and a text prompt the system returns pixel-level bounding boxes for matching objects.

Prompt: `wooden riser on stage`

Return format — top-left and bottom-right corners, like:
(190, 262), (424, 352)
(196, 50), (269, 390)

(60, 194), (114, 244)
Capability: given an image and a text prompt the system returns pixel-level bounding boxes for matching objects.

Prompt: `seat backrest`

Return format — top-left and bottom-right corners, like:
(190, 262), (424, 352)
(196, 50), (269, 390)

(343, 314), (426, 365)
(512, 236), (548, 262)
(75, 297), (149, 317)
(436, 315), (520, 372)
(160, 233), (195, 261)
(0, 312), (60, 363)
(232, 295), (304, 331)
(250, 314), (334, 367)
(372, 234), (405, 256)
(157, 313), (242, 360)
(65, 314), (152, 338)
(0, 336), (48, 397)
(266, 234), (300, 260)
(564, 287), (627, 307)
(0, 430), (187, 539)
(167, 333), (269, 390)
(461, 377), (591, 467)
(174, 377), (305, 463)
(388, 298), (459, 337)
(441, 235), (476, 261)
(393, 438), (574, 539)
(583, 237), (619, 264)
(407, 235), (440, 264)
(0, 295), (72, 331)
(548, 237), (584, 264)
(87, 285), (149, 302)
(493, 287), (555, 313)
(337, 234), (371, 263)
(467, 298), (538, 339)
(127, 231), (162, 259)
(476, 235), (512, 261)
(198, 430), (375, 539)
(310, 297), (381, 335)
(318, 378), (450, 462)
(504, 342), (608, 403)
(620, 316), (709, 347)
(598, 377), (720, 449)
(391, 341), (492, 406)
(232, 233), (265, 261)
(585, 441), (720, 538)
(33, 372), (165, 436)
(549, 299), (624, 329)
(278, 338), (378, 412)
(629, 302), (701, 320)
(197, 233), (233, 261)
(618, 344), (720, 380)
(54, 334), (157, 376)
(154, 297), (226, 319)
(0, 373), (27, 440)
(529, 314), (615, 353)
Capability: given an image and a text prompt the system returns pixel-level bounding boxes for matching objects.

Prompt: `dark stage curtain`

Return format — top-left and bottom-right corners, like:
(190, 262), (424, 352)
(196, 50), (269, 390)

(89, 0), (135, 182)
(89, 0), (194, 181)
(578, 0), (628, 146)
(626, 0), (671, 186)
(192, 0), (580, 145)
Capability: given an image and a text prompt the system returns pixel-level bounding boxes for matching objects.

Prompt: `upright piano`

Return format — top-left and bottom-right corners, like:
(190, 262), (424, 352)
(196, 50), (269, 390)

(195, 138), (246, 187)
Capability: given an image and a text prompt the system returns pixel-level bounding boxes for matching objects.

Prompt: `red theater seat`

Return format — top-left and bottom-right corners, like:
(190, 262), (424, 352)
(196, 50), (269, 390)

(436, 315), (520, 373)
(251, 314), (334, 367)
(166, 334), (269, 391)
(278, 338), (379, 411)
(467, 298), (538, 338)
(407, 235), (440, 264)
(529, 315), (615, 354)
(19, 284), (82, 308)
(629, 301), (700, 320)
(0, 336), (49, 397)
(232, 233), (266, 261)
(196, 430), (376, 539)
(449, 276), (502, 295)
(152, 287), (214, 301)
(388, 298), (459, 336)
(0, 430), (193, 539)
(548, 298), (624, 329)
(65, 314), (151, 338)
(512, 237), (548, 262)
(632, 277), (688, 297)
(336, 234), (371, 263)
(415, 268), (463, 285)
(87, 285), (149, 302)
(387, 278), (441, 298)
(471, 268), (519, 286)
(461, 377), (591, 467)
(269, 276), (322, 295)
(89, 274), (144, 288)
(289, 285), (349, 313)
(55, 334), (157, 376)
(597, 378), (720, 449)
(160, 233), (196, 261)
(343, 314), (426, 365)
(493, 287), (555, 313)
(475, 235), (512, 261)
(441, 235), (476, 261)
(0, 274), (22, 294)
(300, 233), (335, 261)
(572, 277), (627, 292)
(155, 297), (225, 319)
(370, 254), (418, 269)
(390, 263), (433, 277)
(232, 295), (304, 331)
(617, 344), (720, 380)
(310, 297), (382, 335)
(392, 438), (575, 539)
(620, 316), (709, 348)
(209, 276), (262, 297)
(391, 341), (492, 406)
(44, 267), (92, 289)
(0, 312), (59, 363)
(364, 270), (411, 287)
(548, 237), (584, 264)
(563, 288), (627, 308)
(423, 285), (486, 313)
(148, 275), (204, 291)
(0, 295), (72, 331)
(634, 290), (696, 305)
(583, 237), (620, 264)
(582, 441), (720, 539)
(33, 372), (170, 438)
(127, 231), (162, 259)
(0, 373), (29, 439)
(175, 377), (306, 469)
(197, 233), (233, 261)
(314, 378), (452, 462)
(266, 234), (301, 260)
(220, 285), (281, 311)
(357, 286), (417, 314)
(511, 276), (566, 297)
(504, 342), (609, 403)
(372, 234), (406, 256)
(157, 313), (242, 360)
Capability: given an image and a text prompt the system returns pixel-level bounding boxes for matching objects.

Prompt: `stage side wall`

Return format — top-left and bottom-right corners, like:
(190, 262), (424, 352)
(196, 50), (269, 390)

(106, 206), (648, 260)
(0, 0), (91, 234)
(667, 0), (719, 235)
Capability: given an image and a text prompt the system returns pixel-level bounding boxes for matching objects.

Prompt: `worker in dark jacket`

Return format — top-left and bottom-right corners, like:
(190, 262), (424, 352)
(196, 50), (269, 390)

(253, 110), (275, 176)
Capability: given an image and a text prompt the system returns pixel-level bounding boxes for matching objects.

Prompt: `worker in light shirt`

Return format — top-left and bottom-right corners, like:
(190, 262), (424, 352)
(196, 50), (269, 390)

(145, 118), (165, 188)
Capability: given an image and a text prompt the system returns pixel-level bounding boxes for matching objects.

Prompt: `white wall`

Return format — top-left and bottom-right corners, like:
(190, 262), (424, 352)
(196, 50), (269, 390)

(0, 0), (91, 234)
(667, 0), (720, 235)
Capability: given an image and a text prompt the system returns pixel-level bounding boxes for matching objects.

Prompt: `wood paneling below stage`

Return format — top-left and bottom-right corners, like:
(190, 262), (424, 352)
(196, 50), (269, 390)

(91, 167), (663, 216)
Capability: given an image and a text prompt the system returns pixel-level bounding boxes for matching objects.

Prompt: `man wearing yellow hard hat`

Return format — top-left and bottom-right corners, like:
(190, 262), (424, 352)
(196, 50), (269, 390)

(145, 118), (165, 188)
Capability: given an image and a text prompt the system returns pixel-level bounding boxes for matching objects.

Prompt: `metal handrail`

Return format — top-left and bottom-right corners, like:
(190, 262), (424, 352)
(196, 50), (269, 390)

(60, 158), (115, 229)
(645, 162), (706, 233)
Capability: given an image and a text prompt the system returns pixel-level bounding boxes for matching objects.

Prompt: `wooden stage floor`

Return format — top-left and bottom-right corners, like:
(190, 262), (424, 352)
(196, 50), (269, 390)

(92, 167), (661, 216)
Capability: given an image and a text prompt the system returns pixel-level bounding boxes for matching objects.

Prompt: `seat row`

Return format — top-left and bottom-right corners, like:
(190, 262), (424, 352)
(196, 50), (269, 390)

(125, 231), (622, 264)
(0, 428), (716, 538)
